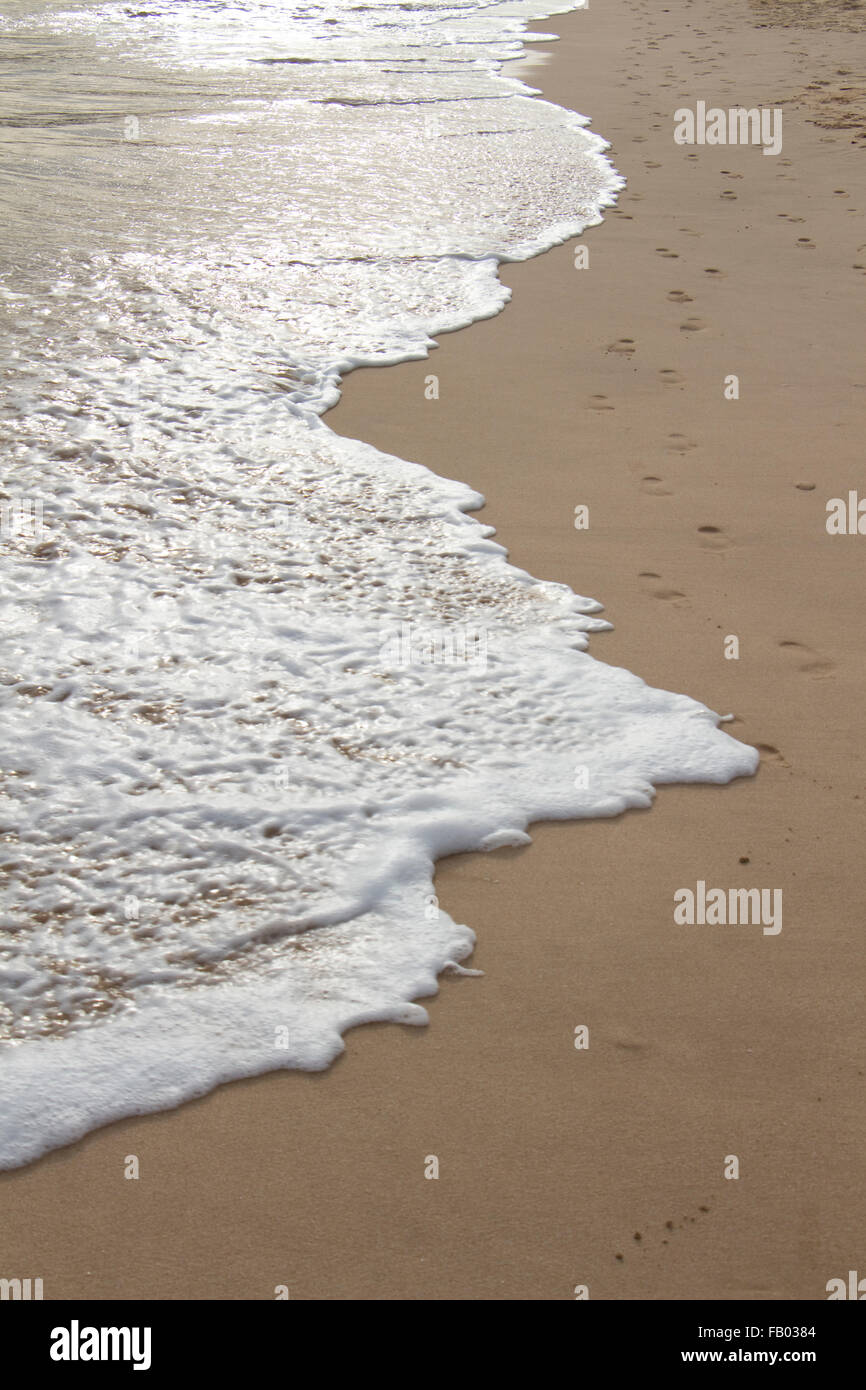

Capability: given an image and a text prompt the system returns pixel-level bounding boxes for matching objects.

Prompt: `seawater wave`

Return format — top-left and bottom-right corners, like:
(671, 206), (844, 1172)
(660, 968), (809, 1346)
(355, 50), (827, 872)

(0, 0), (757, 1168)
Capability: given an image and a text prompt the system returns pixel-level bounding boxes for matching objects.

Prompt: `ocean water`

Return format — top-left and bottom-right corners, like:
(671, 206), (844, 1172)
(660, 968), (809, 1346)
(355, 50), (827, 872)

(0, 0), (757, 1169)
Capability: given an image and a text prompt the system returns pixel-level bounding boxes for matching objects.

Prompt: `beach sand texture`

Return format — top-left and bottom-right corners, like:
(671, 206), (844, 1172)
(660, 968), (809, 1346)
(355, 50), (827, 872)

(1, 0), (863, 1299)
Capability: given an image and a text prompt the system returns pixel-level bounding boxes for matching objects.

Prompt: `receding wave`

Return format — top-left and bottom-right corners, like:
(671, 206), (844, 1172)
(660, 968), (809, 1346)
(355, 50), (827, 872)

(0, 0), (757, 1169)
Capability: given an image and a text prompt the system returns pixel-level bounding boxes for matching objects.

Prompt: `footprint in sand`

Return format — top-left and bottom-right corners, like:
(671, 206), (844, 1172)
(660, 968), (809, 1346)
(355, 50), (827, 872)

(620, 1204), (714, 1258)
(697, 524), (733, 550)
(607, 338), (636, 355)
(720, 190), (738, 201)
(640, 477), (673, 496)
(720, 170), (744, 179)
(659, 368), (684, 384)
(795, 482), (816, 491)
(704, 267), (726, 277)
(639, 573), (688, 604)
(797, 237), (816, 250)
(668, 433), (698, 453)
(680, 317), (707, 332)
(645, 161), (662, 169)
(756, 743), (791, 768)
(655, 247), (679, 258)
(778, 640), (835, 678)
(662, 1206), (712, 1242)
(588, 394), (615, 411)
(667, 289), (693, 303)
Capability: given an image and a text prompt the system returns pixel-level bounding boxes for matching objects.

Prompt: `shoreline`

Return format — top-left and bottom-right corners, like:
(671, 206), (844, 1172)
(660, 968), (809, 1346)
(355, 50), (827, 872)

(1, 0), (863, 1299)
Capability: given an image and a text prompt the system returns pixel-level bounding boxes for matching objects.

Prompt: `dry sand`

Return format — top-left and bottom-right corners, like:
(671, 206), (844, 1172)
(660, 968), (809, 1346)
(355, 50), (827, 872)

(1, 0), (863, 1300)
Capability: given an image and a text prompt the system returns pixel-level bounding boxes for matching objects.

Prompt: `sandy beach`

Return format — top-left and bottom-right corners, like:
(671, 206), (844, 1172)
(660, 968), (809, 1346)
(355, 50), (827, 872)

(1, 0), (863, 1300)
